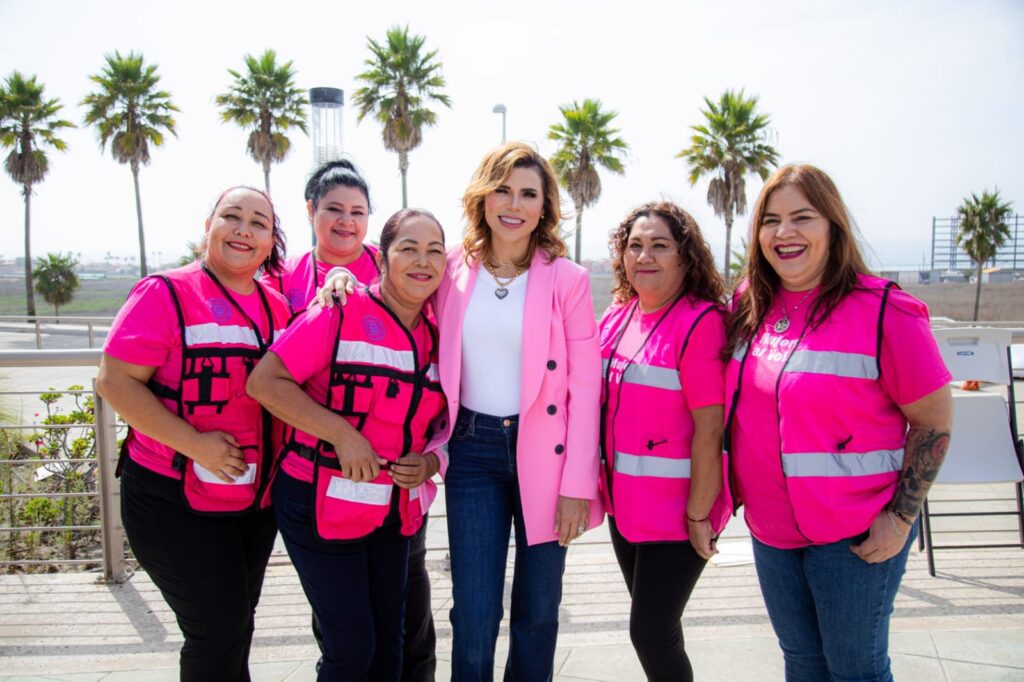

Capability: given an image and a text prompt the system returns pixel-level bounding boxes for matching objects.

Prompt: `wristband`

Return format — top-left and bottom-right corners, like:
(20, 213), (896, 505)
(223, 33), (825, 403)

(888, 506), (915, 526)
(686, 513), (709, 524)
(884, 508), (907, 538)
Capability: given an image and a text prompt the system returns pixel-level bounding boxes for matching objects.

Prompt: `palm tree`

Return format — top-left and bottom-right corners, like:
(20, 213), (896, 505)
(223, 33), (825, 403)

(678, 89), (779, 284)
(32, 252), (80, 318)
(215, 50), (307, 195)
(353, 25), (451, 208)
(81, 51), (178, 278)
(956, 189), (1014, 321)
(549, 99), (628, 264)
(0, 71), (74, 318)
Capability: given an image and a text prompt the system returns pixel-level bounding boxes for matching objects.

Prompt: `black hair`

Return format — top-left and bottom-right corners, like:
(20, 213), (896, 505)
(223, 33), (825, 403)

(207, 185), (286, 274)
(378, 208), (445, 264)
(304, 157), (372, 212)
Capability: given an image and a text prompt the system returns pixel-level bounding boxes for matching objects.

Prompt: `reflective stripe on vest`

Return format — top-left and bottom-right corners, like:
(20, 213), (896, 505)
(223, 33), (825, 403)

(336, 339), (416, 372)
(325, 476), (393, 506)
(614, 451), (692, 478)
(184, 323), (264, 348)
(602, 358), (681, 390)
(781, 448), (904, 477)
(785, 349), (878, 380)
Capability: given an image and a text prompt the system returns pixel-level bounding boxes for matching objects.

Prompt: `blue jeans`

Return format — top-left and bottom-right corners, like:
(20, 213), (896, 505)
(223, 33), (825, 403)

(752, 524), (918, 682)
(446, 408), (568, 682)
(273, 471), (410, 682)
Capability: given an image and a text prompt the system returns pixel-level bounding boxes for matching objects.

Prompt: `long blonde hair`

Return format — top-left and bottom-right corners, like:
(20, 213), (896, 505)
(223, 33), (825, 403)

(461, 142), (566, 267)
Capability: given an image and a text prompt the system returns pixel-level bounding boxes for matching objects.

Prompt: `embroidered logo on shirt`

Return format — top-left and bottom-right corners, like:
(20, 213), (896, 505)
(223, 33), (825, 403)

(286, 288), (304, 310)
(207, 298), (233, 322)
(362, 315), (387, 342)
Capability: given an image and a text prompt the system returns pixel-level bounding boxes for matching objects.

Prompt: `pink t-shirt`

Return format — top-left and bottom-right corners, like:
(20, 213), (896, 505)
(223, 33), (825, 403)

(263, 248), (380, 313)
(732, 286), (952, 548)
(603, 301), (726, 418)
(104, 275), (274, 479)
(270, 287), (432, 481)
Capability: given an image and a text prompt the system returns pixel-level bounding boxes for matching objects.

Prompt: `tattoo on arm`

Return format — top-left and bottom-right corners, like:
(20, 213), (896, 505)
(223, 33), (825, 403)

(891, 427), (950, 520)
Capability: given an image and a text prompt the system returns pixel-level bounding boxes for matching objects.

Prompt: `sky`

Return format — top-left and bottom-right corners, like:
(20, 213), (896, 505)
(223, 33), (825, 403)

(0, 0), (1022, 271)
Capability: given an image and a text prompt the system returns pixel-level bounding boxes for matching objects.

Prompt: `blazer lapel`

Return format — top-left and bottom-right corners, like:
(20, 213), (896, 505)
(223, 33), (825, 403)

(439, 248), (479, 402)
(519, 250), (554, 412)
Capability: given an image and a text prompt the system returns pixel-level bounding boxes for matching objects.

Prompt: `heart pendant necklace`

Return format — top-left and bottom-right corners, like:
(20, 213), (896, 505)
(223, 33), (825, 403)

(774, 288), (816, 333)
(483, 260), (525, 300)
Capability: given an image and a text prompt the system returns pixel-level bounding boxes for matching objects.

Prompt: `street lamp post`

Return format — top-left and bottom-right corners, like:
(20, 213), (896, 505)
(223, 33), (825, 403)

(492, 103), (507, 143)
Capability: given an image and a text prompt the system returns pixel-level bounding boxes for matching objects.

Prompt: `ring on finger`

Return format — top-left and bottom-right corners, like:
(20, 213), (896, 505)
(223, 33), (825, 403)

(576, 525), (586, 534)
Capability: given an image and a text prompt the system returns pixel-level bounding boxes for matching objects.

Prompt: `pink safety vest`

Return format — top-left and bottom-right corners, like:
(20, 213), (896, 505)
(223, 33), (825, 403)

(268, 247), (380, 315)
(725, 275), (906, 543)
(600, 296), (731, 542)
(280, 285), (446, 541)
(125, 261), (291, 514)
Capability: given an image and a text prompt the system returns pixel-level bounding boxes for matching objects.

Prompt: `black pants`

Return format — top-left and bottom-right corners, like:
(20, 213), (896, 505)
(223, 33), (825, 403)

(310, 513), (437, 681)
(275, 470), (411, 681)
(609, 516), (708, 682)
(120, 456), (278, 682)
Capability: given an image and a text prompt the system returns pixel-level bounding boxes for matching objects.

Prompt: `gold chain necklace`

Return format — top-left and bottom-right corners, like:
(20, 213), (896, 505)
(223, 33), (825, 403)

(482, 260), (526, 300)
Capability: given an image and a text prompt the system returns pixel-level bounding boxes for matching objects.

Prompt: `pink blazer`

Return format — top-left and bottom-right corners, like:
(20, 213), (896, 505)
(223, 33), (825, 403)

(428, 245), (604, 545)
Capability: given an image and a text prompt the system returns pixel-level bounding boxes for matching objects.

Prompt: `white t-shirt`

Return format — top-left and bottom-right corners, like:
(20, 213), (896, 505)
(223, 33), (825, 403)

(459, 268), (528, 417)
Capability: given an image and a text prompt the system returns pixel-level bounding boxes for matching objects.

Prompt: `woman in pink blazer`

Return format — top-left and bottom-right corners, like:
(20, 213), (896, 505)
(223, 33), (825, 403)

(322, 142), (602, 679)
(438, 143), (602, 680)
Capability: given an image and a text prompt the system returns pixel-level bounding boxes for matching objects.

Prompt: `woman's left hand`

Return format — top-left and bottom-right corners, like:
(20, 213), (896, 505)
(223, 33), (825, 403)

(687, 518), (719, 560)
(850, 509), (914, 564)
(389, 452), (439, 489)
(555, 496), (590, 547)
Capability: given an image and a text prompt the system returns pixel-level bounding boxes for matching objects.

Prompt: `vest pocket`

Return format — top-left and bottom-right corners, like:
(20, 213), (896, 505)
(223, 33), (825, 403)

(181, 355), (231, 416)
(311, 454), (392, 542)
(330, 370), (373, 429)
(179, 430), (260, 513)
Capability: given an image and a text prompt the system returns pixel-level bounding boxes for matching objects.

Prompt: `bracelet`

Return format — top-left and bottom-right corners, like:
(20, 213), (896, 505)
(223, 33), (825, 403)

(884, 508), (906, 539)
(888, 506), (915, 526)
(686, 513), (710, 524)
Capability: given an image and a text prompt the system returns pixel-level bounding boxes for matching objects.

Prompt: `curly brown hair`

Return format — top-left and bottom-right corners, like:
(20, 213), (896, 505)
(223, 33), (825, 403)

(608, 201), (724, 305)
(462, 142), (567, 267)
(724, 164), (872, 357)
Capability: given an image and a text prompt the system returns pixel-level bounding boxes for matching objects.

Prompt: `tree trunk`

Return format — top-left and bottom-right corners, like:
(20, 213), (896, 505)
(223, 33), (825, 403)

(263, 161), (271, 196)
(399, 150), (409, 209)
(723, 212), (734, 287)
(574, 203), (584, 264)
(973, 260), (983, 321)
(132, 163), (148, 278)
(23, 185), (36, 319)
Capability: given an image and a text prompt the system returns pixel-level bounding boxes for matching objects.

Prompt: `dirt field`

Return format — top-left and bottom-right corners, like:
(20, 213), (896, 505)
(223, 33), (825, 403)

(588, 276), (1024, 322)
(1, 274), (1022, 322)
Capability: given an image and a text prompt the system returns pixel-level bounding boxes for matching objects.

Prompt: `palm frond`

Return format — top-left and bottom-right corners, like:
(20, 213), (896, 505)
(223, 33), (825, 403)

(216, 49), (308, 172)
(0, 70), (73, 189)
(80, 51), (178, 168)
(352, 25), (450, 155)
(546, 98), (628, 209)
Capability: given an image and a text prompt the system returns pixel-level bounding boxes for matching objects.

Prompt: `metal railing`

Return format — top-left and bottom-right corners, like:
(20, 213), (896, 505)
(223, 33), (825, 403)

(0, 349), (126, 582)
(0, 326), (1021, 584)
(0, 315), (114, 349)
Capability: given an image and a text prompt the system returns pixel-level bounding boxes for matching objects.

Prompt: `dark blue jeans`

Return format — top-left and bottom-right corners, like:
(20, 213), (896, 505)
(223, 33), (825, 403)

(752, 524), (918, 682)
(273, 470), (410, 682)
(445, 408), (568, 682)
